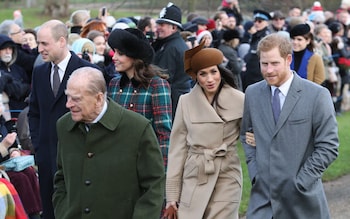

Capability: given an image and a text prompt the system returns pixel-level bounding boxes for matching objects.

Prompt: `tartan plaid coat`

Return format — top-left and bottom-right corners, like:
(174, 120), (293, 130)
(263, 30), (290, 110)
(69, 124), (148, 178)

(108, 74), (172, 169)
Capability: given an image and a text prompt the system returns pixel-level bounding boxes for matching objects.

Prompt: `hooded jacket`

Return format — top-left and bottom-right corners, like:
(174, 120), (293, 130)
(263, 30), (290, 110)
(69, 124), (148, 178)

(0, 34), (30, 117)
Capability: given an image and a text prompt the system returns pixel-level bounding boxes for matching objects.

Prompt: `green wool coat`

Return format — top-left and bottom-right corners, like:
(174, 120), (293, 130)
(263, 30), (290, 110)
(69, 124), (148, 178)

(53, 99), (165, 219)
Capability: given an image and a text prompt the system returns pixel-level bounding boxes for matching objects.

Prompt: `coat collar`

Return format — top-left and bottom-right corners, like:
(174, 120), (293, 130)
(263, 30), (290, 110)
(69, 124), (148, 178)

(66, 97), (122, 132)
(187, 83), (244, 123)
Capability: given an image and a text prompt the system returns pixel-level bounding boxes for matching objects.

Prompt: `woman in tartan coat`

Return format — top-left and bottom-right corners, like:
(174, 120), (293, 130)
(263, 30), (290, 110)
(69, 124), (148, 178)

(107, 28), (172, 169)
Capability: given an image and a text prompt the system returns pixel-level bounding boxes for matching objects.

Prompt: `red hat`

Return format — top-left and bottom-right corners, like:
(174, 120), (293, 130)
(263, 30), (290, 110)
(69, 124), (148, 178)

(311, 1), (323, 11)
(206, 19), (216, 30)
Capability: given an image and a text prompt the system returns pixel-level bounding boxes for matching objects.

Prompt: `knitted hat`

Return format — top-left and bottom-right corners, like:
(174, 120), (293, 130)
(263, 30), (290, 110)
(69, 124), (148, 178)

(290, 23), (311, 38)
(312, 1), (323, 11)
(184, 42), (223, 80)
(222, 29), (240, 41)
(70, 38), (95, 54)
(157, 2), (183, 30)
(253, 9), (272, 21)
(206, 19), (216, 30)
(244, 21), (254, 31)
(196, 30), (212, 43)
(108, 28), (154, 65)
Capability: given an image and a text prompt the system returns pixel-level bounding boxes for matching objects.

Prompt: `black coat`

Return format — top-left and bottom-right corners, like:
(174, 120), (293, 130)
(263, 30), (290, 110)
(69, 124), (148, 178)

(241, 27), (270, 91)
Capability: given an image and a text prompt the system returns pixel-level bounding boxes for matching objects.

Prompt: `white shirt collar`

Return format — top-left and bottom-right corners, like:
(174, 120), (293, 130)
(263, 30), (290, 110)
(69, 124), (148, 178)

(91, 100), (108, 124)
(271, 71), (294, 97)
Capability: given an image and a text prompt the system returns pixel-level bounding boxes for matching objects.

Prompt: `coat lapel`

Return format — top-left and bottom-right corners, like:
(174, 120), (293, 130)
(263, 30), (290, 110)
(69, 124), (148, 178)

(188, 84), (222, 123)
(258, 82), (276, 132)
(275, 74), (302, 132)
(188, 84), (244, 123)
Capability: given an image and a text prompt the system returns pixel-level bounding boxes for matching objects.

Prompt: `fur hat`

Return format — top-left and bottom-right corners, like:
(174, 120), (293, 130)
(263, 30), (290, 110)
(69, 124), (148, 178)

(157, 2), (183, 30)
(222, 29), (240, 42)
(290, 23), (311, 38)
(108, 28), (154, 65)
(184, 42), (223, 80)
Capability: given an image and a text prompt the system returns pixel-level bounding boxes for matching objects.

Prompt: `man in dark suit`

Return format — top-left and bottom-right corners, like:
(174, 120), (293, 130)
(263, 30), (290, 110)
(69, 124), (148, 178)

(240, 33), (339, 219)
(28, 20), (97, 219)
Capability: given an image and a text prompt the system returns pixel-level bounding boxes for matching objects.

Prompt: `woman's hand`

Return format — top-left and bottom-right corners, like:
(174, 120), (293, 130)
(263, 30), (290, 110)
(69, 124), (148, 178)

(2, 132), (17, 149)
(162, 201), (178, 219)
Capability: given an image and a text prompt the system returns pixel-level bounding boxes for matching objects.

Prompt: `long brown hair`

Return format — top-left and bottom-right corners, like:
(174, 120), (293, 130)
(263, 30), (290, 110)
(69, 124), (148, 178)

(132, 59), (169, 88)
(210, 65), (238, 107)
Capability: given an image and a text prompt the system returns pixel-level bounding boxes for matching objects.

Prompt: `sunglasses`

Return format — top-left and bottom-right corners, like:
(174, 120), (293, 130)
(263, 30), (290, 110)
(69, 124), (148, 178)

(254, 19), (264, 23)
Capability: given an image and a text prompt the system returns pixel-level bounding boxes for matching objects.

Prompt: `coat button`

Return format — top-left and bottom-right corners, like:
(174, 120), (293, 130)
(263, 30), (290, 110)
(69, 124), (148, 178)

(84, 208), (90, 214)
(129, 103), (134, 108)
(87, 152), (94, 158)
(85, 180), (91, 186)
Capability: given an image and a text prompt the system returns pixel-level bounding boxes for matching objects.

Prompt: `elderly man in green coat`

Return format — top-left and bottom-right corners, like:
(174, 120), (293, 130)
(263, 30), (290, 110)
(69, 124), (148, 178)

(53, 67), (165, 219)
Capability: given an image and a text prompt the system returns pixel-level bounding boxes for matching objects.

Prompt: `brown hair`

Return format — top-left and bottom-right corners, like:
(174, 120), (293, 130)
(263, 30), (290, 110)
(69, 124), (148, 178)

(257, 33), (292, 59)
(132, 60), (169, 89)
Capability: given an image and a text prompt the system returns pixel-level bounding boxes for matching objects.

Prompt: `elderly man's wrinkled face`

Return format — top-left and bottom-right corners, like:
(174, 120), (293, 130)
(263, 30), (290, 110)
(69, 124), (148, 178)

(65, 77), (102, 123)
(0, 47), (13, 63)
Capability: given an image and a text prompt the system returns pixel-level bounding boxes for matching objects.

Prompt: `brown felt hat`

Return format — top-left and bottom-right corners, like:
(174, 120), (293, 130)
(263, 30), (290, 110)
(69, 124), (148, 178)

(184, 42), (224, 80)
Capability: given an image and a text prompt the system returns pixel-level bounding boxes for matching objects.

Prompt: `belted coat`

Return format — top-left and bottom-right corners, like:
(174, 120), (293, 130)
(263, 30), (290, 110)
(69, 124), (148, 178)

(166, 84), (244, 218)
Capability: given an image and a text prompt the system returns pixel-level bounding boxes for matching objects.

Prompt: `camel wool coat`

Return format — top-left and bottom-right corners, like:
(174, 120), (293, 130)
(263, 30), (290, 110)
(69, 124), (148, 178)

(166, 84), (244, 219)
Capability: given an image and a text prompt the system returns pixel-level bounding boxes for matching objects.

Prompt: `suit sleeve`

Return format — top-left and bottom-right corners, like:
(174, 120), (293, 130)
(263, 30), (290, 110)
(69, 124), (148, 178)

(52, 120), (67, 218)
(240, 89), (258, 184)
(133, 122), (165, 219)
(28, 69), (40, 152)
(296, 87), (339, 190)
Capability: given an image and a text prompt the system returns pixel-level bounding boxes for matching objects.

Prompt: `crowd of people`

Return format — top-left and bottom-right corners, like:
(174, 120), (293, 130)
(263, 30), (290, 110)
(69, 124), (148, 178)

(0, 0), (346, 218)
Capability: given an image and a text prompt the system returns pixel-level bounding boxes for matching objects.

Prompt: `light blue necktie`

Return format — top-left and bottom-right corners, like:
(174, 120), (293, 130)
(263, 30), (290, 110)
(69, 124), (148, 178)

(272, 88), (281, 123)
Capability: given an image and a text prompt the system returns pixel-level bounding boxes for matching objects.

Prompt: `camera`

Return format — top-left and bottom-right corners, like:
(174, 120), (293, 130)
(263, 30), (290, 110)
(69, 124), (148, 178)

(102, 7), (107, 16)
(187, 36), (196, 47)
(145, 31), (155, 43)
(81, 50), (91, 62)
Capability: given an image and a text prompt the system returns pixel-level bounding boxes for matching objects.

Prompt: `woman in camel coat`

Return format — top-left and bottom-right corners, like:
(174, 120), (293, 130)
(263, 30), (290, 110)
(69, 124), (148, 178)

(164, 43), (245, 219)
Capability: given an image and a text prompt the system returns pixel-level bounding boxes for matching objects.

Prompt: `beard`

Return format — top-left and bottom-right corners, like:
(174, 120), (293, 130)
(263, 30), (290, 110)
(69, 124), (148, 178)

(1, 54), (12, 63)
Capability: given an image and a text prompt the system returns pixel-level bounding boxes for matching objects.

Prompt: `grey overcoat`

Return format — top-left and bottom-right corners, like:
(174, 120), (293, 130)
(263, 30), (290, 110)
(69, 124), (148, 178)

(240, 73), (339, 219)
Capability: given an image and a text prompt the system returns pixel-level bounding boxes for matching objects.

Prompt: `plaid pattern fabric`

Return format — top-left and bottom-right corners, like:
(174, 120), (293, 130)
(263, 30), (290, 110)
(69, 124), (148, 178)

(0, 178), (27, 219)
(108, 74), (172, 169)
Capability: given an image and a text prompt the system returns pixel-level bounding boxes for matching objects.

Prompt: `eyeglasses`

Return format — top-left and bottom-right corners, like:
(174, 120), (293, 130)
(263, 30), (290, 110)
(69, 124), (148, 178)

(10, 29), (23, 35)
(254, 19), (264, 23)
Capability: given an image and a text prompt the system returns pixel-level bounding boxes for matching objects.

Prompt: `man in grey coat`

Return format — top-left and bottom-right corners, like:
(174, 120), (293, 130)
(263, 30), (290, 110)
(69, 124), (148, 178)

(240, 33), (339, 219)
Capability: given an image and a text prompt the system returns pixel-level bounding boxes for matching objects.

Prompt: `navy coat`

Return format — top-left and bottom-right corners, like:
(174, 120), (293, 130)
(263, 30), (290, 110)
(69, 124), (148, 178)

(28, 52), (97, 219)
